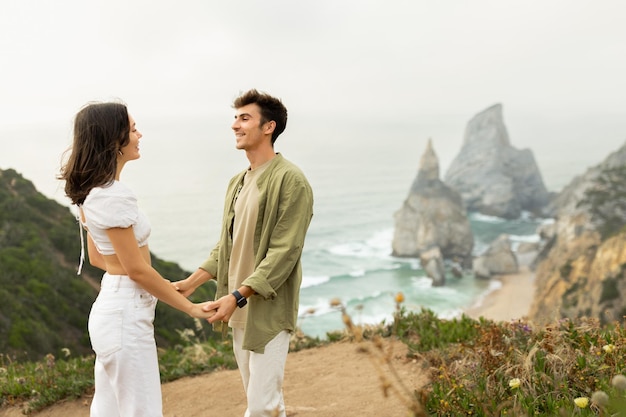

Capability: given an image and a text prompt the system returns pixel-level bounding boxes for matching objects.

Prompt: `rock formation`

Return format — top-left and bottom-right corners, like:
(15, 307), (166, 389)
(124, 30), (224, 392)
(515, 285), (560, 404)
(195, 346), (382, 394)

(472, 234), (519, 279)
(444, 104), (551, 219)
(529, 140), (626, 326)
(392, 139), (474, 285)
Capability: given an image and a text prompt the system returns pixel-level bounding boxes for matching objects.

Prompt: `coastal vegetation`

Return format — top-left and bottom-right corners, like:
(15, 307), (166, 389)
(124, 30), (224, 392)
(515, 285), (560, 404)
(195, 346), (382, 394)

(4, 155), (626, 415)
(4, 303), (626, 416)
(0, 168), (217, 360)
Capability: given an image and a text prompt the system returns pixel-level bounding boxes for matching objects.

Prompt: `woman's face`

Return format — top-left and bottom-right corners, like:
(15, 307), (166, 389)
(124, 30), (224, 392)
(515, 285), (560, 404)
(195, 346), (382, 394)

(119, 114), (142, 161)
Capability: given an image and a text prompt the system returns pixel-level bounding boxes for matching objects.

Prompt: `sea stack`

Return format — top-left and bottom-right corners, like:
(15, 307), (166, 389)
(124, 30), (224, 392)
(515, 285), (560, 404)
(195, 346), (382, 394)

(444, 104), (550, 219)
(392, 139), (474, 285)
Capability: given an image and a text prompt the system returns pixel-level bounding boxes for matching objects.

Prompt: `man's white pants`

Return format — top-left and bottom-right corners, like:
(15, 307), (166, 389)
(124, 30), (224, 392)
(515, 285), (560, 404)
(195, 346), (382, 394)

(233, 328), (290, 417)
(88, 273), (162, 417)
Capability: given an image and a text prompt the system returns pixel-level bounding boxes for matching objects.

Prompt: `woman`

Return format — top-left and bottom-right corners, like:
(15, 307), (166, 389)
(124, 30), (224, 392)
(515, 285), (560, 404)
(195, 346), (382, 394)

(59, 101), (214, 417)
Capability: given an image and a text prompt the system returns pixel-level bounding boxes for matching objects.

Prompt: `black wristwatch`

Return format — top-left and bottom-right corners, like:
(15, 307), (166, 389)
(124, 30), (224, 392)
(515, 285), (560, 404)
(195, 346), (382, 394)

(232, 290), (247, 308)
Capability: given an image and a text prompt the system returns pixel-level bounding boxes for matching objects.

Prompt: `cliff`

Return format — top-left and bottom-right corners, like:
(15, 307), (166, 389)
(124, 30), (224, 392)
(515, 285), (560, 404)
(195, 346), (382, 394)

(529, 141), (626, 325)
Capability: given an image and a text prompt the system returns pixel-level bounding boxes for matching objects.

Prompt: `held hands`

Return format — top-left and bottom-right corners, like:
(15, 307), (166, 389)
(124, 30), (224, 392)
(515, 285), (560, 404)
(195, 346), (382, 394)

(202, 294), (237, 324)
(190, 301), (217, 320)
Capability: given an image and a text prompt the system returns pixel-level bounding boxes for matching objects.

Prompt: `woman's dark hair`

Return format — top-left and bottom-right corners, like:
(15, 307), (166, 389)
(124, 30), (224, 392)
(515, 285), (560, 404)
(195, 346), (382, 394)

(59, 102), (130, 205)
(233, 89), (288, 144)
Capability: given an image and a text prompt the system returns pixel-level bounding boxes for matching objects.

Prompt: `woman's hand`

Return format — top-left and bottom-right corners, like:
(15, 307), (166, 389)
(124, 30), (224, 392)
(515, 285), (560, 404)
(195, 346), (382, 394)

(173, 268), (214, 297)
(190, 302), (217, 320)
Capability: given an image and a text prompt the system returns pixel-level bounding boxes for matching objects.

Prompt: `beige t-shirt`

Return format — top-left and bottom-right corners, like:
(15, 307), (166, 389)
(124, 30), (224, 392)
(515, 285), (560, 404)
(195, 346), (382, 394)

(228, 160), (271, 328)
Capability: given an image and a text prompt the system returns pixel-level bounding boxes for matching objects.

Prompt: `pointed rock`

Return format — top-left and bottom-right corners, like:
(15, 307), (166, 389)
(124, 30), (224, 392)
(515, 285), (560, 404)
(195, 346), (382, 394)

(392, 140), (474, 269)
(444, 104), (551, 219)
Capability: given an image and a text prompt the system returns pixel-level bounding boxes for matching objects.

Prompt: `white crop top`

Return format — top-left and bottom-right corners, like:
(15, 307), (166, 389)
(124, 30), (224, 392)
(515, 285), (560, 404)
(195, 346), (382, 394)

(79, 181), (151, 257)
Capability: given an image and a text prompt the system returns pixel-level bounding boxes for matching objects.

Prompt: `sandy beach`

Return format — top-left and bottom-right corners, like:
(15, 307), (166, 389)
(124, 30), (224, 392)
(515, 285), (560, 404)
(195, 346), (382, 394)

(464, 252), (537, 322)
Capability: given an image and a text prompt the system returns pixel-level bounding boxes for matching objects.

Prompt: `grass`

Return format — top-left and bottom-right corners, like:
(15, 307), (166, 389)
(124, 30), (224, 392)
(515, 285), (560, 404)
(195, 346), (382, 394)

(4, 301), (626, 416)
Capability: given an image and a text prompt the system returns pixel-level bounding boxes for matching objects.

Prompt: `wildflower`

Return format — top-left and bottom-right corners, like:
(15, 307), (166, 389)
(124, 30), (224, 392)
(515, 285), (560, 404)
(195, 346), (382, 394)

(591, 390), (609, 407)
(178, 328), (195, 343)
(46, 353), (55, 368)
(61, 347), (71, 358)
(508, 378), (521, 389)
(395, 292), (405, 303)
(612, 374), (626, 390)
(602, 344), (615, 353)
(574, 397), (589, 408)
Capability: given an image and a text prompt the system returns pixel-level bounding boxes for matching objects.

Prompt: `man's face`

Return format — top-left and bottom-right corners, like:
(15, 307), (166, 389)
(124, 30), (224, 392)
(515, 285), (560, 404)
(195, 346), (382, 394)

(231, 103), (271, 151)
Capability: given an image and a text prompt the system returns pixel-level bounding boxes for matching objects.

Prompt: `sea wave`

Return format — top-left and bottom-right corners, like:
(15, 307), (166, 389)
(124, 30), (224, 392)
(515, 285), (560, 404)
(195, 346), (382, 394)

(301, 275), (331, 288)
(464, 279), (503, 312)
(469, 212), (507, 223)
(327, 228), (394, 258)
(509, 233), (541, 243)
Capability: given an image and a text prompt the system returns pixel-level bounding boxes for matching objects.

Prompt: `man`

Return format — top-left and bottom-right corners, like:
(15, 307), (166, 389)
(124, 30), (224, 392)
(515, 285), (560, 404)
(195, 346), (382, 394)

(175, 89), (314, 417)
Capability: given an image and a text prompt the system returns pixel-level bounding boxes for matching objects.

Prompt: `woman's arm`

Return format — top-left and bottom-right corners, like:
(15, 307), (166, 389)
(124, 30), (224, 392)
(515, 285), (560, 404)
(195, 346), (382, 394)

(106, 227), (215, 319)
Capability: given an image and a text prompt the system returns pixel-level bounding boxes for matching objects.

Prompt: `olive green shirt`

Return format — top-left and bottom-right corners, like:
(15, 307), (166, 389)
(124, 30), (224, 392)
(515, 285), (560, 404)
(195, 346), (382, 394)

(199, 154), (314, 353)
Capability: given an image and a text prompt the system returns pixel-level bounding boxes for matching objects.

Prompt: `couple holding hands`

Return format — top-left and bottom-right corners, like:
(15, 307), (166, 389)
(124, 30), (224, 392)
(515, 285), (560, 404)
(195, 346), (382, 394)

(59, 89), (314, 417)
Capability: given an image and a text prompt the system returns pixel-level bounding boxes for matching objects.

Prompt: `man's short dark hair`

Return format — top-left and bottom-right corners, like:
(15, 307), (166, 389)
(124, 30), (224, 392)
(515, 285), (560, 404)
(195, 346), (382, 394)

(233, 89), (288, 144)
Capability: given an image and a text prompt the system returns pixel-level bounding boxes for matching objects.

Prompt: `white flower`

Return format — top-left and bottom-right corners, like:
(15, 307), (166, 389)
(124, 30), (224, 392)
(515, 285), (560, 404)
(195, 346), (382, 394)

(591, 390), (609, 407)
(612, 374), (626, 390)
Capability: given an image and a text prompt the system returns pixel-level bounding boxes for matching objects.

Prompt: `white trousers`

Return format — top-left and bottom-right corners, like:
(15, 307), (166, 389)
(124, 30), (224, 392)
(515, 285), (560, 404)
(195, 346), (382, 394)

(88, 273), (162, 417)
(233, 328), (290, 417)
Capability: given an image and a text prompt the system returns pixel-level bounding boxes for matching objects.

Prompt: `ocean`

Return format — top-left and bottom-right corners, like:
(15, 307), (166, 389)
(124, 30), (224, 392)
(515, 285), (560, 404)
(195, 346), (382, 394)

(1, 114), (624, 339)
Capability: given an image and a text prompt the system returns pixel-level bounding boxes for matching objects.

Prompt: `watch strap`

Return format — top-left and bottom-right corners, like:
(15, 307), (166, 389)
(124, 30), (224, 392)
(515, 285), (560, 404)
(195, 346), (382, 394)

(232, 290), (247, 308)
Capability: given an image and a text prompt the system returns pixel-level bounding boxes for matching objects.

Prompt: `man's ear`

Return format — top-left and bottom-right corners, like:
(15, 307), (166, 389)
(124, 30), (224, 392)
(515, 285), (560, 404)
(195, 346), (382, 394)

(264, 120), (276, 135)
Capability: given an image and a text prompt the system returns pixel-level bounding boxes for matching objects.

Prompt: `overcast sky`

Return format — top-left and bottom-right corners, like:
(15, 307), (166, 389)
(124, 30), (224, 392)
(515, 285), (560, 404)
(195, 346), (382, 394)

(1, 0), (625, 128)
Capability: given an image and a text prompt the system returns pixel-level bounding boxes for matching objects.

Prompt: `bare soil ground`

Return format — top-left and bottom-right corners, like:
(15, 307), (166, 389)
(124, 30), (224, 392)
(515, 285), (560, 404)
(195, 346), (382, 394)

(1, 338), (428, 417)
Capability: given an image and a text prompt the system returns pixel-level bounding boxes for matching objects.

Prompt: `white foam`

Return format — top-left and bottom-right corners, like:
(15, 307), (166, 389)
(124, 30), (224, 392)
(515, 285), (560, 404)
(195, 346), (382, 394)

(470, 213), (507, 223)
(301, 275), (330, 288)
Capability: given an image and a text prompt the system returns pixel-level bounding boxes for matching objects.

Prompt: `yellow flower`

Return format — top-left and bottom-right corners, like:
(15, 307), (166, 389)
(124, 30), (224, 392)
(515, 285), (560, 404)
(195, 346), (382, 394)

(574, 397), (589, 408)
(395, 292), (405, 303)
(603, 344), (615, 353)
(508, 378), (521, 389)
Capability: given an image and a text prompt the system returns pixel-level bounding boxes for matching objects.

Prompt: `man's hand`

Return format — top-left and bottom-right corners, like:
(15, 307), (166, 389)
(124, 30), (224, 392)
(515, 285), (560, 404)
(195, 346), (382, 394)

(203, 294), (238, 324)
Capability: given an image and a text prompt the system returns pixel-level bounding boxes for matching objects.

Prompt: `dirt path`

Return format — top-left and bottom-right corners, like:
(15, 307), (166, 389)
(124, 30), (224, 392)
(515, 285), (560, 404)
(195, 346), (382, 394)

(1, 338), (428, 417)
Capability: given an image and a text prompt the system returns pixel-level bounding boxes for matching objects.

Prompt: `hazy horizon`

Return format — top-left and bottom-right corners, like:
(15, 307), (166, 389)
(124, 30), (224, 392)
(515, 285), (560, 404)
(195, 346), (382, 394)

(1, 1), (625, 207)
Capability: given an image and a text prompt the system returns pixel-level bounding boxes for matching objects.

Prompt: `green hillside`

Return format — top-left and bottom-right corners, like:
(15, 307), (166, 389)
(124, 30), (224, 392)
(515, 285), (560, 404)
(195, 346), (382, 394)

(0, 168), (216, 361)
